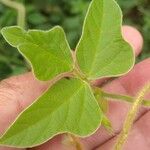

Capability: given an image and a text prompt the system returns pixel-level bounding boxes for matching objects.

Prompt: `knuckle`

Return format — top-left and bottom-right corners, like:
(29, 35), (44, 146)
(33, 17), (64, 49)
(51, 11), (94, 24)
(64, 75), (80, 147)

(0, 79), (23, 111)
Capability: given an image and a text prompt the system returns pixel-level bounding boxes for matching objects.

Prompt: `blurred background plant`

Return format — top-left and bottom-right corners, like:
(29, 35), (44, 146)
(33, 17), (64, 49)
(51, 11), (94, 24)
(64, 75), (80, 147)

(0, 0), (150, 80)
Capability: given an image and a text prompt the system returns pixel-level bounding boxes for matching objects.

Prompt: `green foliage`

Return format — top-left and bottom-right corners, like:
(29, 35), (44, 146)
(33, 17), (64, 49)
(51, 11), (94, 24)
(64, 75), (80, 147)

(2, 26), (73, 80)
(76, 0), (134, 79)
(0, 0), (134, 148)
(0, 0), (150, 79)
(0, 78), (102, 147)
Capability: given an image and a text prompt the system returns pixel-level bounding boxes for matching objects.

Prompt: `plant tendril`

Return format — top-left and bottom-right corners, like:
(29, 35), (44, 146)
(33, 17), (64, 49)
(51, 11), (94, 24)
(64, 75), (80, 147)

(0, 0), (26, 28)
(114, 83), (150, 150)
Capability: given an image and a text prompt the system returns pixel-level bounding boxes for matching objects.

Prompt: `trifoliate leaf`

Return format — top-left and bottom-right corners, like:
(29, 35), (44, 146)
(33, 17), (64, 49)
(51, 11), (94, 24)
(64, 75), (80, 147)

(76, 0), (134, 80)
(0, 78), (102, 148)
(1, 26), (73, 81)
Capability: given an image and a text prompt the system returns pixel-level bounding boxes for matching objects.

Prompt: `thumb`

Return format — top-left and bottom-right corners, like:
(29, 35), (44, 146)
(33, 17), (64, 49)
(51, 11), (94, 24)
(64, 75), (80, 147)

(0, 73), (48, 149)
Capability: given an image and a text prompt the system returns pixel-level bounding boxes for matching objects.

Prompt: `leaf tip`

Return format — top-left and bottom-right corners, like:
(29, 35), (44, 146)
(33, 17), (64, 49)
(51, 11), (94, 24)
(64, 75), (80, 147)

(1, 26), (25, 47)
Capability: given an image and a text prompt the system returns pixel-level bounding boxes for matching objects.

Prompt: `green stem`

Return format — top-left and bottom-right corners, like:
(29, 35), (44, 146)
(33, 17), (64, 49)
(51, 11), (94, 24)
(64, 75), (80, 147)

(0, 0), (26, 28)
(102, 91), (150, 107)
(71, 51), (87, 81)
(114, 83), (150, 150)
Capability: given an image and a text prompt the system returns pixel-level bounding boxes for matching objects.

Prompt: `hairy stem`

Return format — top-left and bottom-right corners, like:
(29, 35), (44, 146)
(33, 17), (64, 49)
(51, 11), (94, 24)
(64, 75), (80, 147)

(63, 134), (84, 150)
(114, 83), (150, 150)
(102, 91), (150, 107)
(69, 134), (84, 150)
(0, 0), (26, 28)
(71, 51), (87, 81)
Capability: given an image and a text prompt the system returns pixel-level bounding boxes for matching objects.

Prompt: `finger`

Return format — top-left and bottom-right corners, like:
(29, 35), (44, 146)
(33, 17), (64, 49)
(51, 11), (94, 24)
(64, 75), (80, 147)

(0, 73), (48, 150)
(97, 110), (150, 150)
(94, 25), (143, 86)
(122, 25), (143, 57)
(119, 58), (150, 96)
(30, 135), (76, 150)
(0, 73), (48, 135)
(80, 58), (150, 149)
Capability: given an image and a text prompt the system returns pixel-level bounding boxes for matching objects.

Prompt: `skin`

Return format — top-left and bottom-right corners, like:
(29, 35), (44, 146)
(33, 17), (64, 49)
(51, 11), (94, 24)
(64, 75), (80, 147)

(0, 25), (150, 150)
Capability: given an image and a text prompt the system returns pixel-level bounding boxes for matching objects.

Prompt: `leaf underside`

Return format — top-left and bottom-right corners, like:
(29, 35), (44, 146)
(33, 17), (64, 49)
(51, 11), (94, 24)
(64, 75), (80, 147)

(0, 78), (102, 148)
(1, 26), (73, 81)
(76, 0), (134, 80)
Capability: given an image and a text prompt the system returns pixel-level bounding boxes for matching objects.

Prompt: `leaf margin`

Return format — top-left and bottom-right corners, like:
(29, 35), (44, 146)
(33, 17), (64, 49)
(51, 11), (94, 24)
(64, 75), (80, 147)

(1, 26), (74, 81)
(0, 77), (103, 148)
(75, 0), (135, 80)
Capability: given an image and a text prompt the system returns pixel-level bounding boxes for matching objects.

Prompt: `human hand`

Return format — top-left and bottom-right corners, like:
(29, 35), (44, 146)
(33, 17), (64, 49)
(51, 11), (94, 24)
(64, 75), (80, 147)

(0, 25), (149, 150)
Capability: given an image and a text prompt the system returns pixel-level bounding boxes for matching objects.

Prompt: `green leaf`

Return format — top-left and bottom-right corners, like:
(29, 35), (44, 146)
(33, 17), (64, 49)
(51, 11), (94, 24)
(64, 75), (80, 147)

(1, 26), (73, 81)
(76, 0), (134, 80)
(0, 78), (102, 148)
(1, 26), (27, 47)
